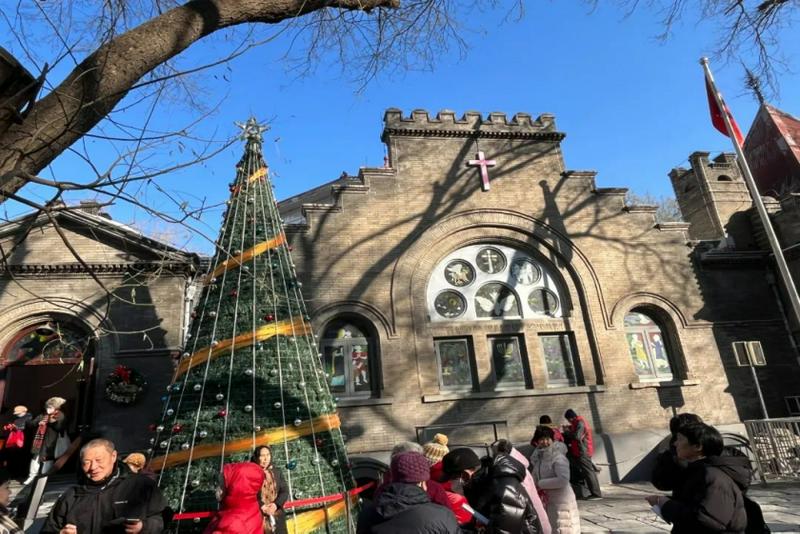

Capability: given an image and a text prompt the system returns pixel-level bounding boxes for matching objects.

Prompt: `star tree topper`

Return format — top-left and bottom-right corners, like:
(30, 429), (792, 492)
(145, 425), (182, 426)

(235, 117), (270, 143)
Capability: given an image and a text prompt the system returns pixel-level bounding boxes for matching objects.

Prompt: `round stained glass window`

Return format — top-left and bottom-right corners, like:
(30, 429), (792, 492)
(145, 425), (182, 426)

(511, 259), (541, 285)
(475, 247), (506, 274)
(444, 260), (475, 287)
(434, 291), (467, 319)
(528, 288), (559, 315)
(474, 283), (520, 318)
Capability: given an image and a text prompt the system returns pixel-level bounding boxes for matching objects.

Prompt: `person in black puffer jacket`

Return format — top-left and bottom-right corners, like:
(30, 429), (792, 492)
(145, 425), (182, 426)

(647, 422), (748, 534)
(357, 451), (459, 534)
(468, 453), (541, 534)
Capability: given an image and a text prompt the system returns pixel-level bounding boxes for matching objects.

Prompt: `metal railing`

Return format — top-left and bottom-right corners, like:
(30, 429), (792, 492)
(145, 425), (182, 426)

(415, 419), (508, 449)
(743, 417), (800, 481)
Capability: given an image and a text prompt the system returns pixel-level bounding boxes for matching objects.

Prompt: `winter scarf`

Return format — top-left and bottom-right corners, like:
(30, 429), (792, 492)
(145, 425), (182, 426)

(30, 419), (47, 455)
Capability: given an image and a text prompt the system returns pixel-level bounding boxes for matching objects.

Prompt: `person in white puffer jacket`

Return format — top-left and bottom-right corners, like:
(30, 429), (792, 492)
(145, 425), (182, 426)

(529, 425), (581, 534)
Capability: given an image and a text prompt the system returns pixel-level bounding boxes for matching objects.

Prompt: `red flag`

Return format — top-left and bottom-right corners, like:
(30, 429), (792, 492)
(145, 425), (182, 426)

(705, 77), (744, 146)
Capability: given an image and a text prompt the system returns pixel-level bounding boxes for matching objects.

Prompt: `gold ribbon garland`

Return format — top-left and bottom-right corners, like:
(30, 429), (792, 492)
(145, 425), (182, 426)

(248, 167), (267, 182)
(286, 496), (354, 534)
(149, 413), (340, 471)
(229, 167), (268, 195)
(205, 232), (286, 283)
(174, 315), (311, 378)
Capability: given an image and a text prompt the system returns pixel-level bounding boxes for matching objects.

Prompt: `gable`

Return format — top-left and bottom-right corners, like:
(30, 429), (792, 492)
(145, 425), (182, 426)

(0, 211), (197, 269)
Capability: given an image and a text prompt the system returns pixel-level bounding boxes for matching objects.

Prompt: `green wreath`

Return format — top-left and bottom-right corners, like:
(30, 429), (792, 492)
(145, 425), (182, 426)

(104, 365), (147, 405)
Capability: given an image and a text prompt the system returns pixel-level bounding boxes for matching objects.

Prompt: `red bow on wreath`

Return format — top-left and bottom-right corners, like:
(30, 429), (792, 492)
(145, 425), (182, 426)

(113, 365), (132, 383)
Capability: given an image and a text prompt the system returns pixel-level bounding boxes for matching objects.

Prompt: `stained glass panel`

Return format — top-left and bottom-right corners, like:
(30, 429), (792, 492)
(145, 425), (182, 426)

(528, 288), (559, 315)
(322, 345), (346, 393)
(444, 260), (475, 287)
(476, 247), (506, 274)
(540, 334), (577, 386)
(435, 339), (473, 390)
(434, 291), (467, 319)
(626, 332), (654, 376)
(490, 337), (526, 388)
(350, 343), (370, 392)
(474, 283), (520, 319)
(511, 259), (541, 285)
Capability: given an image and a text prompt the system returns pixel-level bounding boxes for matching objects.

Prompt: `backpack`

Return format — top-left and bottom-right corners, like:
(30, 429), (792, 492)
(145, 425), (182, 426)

(743, 495), (770, 534)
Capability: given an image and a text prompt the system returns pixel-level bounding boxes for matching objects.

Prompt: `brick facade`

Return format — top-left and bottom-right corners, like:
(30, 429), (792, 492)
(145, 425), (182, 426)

(280, 109), (799, 454)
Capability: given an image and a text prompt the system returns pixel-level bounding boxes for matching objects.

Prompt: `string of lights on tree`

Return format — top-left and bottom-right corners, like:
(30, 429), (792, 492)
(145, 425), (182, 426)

(147, 118), (356, 533)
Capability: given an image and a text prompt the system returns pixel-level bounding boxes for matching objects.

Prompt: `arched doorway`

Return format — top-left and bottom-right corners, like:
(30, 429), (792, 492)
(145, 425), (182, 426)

(0, 319), (95, 435)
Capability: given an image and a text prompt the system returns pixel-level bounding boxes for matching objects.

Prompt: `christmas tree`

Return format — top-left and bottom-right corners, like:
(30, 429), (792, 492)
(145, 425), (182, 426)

(150, 118), (356, 533)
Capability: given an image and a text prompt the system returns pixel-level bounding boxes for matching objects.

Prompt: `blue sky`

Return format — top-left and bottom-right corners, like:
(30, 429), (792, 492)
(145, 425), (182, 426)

(5, 2), (799, 253)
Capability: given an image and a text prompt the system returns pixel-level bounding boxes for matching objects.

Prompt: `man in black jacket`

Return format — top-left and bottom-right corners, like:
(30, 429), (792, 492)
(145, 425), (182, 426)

(357, 451), (459, 534)
(41, 438), (168, 534)
(646, 422), (749, 533)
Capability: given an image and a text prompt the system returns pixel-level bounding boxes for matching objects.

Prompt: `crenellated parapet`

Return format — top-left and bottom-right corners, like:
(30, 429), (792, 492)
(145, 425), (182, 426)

(381, 108), (565, 142)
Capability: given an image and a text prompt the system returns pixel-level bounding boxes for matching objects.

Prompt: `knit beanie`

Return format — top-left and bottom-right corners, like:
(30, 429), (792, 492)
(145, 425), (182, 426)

(391, 451), (431, 483)
(564, 409), (577, 420)
(123, 453), (146, 470)
(423, 433), (449, 465)
(442, 448), (481, 476)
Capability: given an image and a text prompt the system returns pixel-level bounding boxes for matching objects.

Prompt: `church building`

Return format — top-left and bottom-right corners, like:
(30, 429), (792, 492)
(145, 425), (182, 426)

(279, 108), (800, 478)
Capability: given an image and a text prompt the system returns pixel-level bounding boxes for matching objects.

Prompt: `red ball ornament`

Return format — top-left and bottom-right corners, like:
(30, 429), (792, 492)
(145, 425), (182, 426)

(229, 290), (238, 297)
(288, 245), (293, 251)
(264, 314), (274, 322)
(315, 438), (324, 448)
(148, 424), (157, 432)
(218, 409), (228, 418)
(172, 424), (183, 433)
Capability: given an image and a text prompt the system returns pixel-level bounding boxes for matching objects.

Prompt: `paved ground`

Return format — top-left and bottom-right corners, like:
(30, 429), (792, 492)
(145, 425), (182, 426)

(580, 482), (800, 533)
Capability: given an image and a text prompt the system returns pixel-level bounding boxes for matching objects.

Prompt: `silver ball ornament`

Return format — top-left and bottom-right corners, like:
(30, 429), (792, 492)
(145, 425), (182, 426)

(274, 402), (282, 409)
(199, 430), (208, 438)
(181, 443), (191, 450)
(244, 405), (253, 413)
(293, 418), (302, 427)
(193, 384), (202, 392)
(215, 393), (224, 401)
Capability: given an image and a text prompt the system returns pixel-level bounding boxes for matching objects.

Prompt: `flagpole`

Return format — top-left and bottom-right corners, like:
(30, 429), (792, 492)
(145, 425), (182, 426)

(700, 57), (800, 335)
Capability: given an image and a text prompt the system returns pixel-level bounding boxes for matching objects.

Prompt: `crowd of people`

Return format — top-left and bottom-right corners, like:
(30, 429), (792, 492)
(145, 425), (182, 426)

(0, 404), (770, 533)
(358, 408), (600, 534)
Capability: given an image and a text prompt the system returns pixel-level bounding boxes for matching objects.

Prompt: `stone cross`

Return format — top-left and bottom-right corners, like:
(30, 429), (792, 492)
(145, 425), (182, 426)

(468, 151), (497, 191)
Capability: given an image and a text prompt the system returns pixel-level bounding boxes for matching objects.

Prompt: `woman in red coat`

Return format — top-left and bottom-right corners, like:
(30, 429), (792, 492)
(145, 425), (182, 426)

(204, 462), (265, 534)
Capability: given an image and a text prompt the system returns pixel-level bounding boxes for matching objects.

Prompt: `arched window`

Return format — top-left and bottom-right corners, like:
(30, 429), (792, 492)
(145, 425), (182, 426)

(624, 310), (674, 379)
(427, 244), (565, 322)
(3, 321), (91, 366)
(319, 317), (377, 397)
